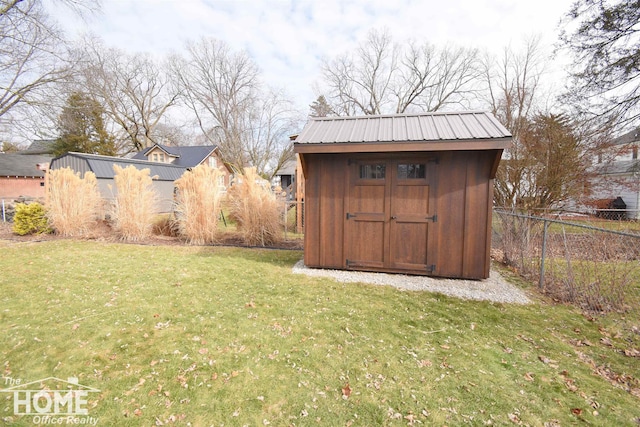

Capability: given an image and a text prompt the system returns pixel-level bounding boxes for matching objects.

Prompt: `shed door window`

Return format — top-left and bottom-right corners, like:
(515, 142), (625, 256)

(359, 164), (386, 180)
(397, 163), (426, 179)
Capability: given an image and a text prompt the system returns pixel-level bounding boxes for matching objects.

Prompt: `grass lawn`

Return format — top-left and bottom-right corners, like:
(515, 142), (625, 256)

(0, 240), (639, 426)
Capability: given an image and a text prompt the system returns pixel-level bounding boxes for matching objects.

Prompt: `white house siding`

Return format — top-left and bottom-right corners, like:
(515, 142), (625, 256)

(590, 174), (640, 220)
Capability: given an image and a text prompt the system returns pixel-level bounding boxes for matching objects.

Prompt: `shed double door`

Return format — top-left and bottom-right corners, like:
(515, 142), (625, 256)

(344, 157), (437, 274)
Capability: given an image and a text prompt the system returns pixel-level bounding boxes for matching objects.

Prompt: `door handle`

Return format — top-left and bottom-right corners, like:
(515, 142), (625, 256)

(391, 215), (397, 220)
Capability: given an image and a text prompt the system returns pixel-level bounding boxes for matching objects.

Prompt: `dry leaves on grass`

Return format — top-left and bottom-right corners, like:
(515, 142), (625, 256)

(341, 383), (351, 399)
(576, 351), (640, 398)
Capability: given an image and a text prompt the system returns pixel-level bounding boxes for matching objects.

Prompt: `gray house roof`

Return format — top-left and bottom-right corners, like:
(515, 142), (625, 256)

(294, 111), (511, 145)
(276, 159), (296, 176)
(612, 128), (640, 146)
(132, 144), (218, 167)
(595, 159), (640, 176)
(50, 152), (187, 181)
(23, 139), (56, 155)
(0, 153), (52, 177)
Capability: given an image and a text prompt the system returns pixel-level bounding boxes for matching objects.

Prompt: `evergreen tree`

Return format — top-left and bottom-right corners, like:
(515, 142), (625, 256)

(53, 92), (116, 156)
(309, 95), (333, 117)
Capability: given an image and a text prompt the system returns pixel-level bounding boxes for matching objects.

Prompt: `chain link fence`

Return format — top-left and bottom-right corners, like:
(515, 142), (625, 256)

(281, 200), (304, 240)
(493, 209), (640, 314)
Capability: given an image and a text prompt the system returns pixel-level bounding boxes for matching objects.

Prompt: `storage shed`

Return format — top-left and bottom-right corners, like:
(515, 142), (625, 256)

(294, 111), (511, 280)
(49, 152), (187, 212)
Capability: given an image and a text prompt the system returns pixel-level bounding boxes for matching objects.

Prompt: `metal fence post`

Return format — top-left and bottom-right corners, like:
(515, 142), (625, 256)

(1, 199), (5, 222)
(539, 219), (549, 290)
(283, 201), (288, 240)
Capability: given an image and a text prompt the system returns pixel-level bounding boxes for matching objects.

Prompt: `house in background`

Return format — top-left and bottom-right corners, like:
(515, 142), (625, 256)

(0, 140), (55, 200)
(589, 128), (640, 220)
(132, 143), (232, 190)
(274, 158), (297, 200)
(295, 111), (511, 280)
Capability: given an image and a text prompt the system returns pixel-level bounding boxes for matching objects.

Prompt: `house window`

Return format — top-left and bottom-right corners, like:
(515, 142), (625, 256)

(397, 163), (426, 179)
(209, 156), (217, 168)
(359, 164), (386, 179)
(217, 175), (225, 188)
(151, 152), (165, 163)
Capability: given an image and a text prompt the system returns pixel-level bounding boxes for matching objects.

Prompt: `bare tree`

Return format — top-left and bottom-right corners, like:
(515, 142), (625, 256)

(0, 1), (68, 119)
(482, 38), (544, 139)
(170, 37), (259, 169)
(245, 89), (300, 179)
(152, 122), (193, 147)
(482, 38), (599, 212)
(170, 37), (301, 176)
(482, 38), (545, 209)
(560, 0), (640, 126)
(0, 0), (101, 142)
(73, 36), (179, 153)
(319, 28), (481, 116)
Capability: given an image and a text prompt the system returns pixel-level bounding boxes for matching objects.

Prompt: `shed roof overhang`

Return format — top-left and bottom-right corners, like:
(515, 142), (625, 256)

(295, 141), (508, 180)
(293, 112), (512, 179)
(294, 138), (511, 154)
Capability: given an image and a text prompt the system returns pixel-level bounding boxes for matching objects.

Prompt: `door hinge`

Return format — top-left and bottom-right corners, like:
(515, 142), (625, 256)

(346, 212), (357, 220)
(425, 214), (437, 222)
(426, 264), (436, 273)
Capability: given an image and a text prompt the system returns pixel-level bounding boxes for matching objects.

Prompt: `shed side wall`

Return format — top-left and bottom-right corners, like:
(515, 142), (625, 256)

(434, 150), (497, 279)
(303, 153), (345, 268)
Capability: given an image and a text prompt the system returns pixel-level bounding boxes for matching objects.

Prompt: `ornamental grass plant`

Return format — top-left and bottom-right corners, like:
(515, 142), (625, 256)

(174, 164), (224, 245)
(227, 167), (281, 246)
(45, 167), (100, 236)
(111, 165), (158, 241)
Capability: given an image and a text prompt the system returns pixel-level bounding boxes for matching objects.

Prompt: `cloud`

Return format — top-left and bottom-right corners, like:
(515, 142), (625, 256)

(49, 0), (575, 110)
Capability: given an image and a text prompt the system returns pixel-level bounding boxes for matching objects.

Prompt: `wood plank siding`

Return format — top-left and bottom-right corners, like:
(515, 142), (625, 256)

(295, 112), (511, 280)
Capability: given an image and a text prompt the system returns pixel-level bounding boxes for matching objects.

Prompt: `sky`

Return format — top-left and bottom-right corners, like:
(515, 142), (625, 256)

(53, 0), (577, 112)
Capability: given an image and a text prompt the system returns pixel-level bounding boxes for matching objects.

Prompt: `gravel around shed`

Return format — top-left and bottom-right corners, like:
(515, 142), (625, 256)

(292, 261), (531, 304)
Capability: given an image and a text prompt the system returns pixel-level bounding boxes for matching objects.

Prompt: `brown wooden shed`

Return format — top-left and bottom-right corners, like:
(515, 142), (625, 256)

(293, 111), (511, 280)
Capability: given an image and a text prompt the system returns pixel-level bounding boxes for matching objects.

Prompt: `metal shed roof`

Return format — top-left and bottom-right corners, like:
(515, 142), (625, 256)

(294, 111), (511, 147)
(50, 152), (187, 181)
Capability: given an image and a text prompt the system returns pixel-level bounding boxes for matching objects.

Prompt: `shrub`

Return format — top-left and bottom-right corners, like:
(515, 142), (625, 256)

(112, 165), (158, 241)
(227, 167), (281, 246)
(12, 202), (51, 235)
(46, 167), (101, 236)
(174, 165), (224, 245)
